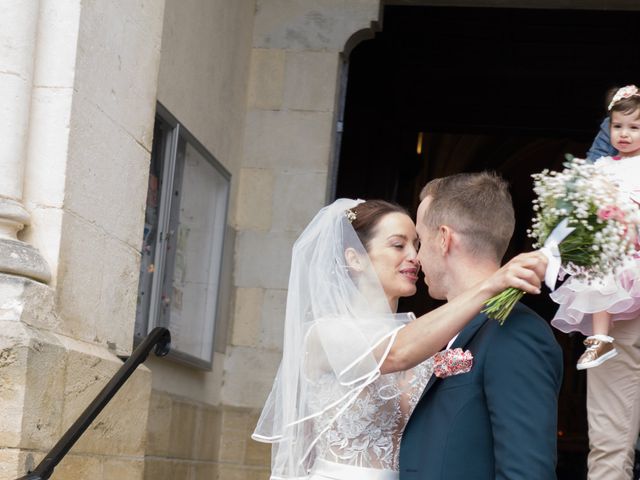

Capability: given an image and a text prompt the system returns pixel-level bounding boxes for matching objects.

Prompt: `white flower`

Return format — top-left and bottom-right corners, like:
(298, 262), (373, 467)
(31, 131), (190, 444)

(529, 157), (640, 281)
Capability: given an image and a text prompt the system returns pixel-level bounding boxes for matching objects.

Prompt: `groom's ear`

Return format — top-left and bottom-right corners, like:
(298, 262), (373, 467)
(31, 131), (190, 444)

(344, 247), (365, 272)
(438, 225), (453, 255)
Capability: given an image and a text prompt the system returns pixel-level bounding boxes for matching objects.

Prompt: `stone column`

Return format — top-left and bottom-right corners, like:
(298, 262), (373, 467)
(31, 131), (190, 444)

(1, 0), (164, 477)
(0, 0), (50, 283)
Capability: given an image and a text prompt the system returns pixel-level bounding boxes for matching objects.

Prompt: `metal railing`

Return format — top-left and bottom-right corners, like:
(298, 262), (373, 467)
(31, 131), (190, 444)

(16, 327), (171, 480)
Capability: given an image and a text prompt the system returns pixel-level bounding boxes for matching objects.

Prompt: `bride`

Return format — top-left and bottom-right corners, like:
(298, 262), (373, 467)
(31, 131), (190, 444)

(252, 198), (546, 480)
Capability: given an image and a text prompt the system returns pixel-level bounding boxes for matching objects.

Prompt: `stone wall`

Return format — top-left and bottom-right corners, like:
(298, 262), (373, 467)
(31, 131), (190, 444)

(143, 392), (269, 479)
(152, 0), (256, 403)
(0, 0), (165, 478)
(225, 0), (380, 414)
(212, 2), (381, 477)
(147, 0), (266, 478)
(146, 0), (381, 475)
(54, 0), (165, 354)
(0, 276), (152, 480)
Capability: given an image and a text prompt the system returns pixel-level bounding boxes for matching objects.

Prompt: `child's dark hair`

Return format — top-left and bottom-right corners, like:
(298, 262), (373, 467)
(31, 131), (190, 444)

(607, 86), (640, 118)
(349, 200), (409, 249)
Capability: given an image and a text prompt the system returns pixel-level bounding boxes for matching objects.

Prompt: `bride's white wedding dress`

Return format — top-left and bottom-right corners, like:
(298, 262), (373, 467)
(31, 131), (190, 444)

(252, 199), (433, 480)
(307, 356), (433, 479)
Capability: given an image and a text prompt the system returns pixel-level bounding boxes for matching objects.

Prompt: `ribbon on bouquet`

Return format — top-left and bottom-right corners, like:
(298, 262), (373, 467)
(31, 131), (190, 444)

(538, 218), (575, 291)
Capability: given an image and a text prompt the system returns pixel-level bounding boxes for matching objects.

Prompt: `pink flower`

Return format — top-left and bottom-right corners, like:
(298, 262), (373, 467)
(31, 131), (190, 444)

(433, 348), (473, 378)
(597, 205), (626, 222)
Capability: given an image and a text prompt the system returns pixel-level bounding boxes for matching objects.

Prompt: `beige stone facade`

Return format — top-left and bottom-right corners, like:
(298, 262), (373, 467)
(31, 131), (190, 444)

(3, 1), (640, 479)
(1, 0), (164, 477)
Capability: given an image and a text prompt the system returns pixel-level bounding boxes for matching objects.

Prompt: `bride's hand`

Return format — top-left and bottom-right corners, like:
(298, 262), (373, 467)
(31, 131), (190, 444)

(483, 251), (548, 296)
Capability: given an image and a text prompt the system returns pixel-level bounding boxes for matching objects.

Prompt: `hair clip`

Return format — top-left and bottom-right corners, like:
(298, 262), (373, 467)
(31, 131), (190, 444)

(608, 85), (640, 111)
(345, 209), (357, 223)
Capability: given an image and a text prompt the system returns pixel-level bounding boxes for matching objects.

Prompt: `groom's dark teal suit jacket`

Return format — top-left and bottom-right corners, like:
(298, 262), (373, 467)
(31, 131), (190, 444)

(399, 303), (563, 480)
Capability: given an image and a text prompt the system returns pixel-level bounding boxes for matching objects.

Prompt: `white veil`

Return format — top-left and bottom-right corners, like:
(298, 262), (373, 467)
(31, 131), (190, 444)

(252, 198), (414, 479)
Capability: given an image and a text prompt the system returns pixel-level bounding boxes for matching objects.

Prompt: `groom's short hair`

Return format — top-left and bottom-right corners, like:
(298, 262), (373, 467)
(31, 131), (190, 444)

(419, 172), (515, 262)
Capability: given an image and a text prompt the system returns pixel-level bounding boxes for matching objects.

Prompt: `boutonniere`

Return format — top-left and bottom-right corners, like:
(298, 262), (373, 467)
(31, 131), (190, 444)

(433, 348), (473, 378)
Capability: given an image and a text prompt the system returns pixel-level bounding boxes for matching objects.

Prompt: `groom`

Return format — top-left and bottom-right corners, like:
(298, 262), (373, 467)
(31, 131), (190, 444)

(400, 172), (563, 479)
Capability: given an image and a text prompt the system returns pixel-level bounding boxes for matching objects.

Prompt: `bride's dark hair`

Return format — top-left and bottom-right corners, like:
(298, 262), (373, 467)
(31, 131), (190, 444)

(350, 200), (410, 249)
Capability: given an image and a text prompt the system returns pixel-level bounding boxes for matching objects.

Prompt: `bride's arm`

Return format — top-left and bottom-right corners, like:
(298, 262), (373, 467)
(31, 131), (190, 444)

(380, 251), (547, 374)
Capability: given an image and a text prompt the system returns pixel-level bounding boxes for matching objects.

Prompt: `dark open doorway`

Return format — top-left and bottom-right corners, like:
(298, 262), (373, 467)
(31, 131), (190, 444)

(335, 5), (640, 479)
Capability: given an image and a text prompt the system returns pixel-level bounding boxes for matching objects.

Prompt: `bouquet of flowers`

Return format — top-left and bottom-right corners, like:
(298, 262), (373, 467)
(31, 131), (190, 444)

(483, 157), (640, 324)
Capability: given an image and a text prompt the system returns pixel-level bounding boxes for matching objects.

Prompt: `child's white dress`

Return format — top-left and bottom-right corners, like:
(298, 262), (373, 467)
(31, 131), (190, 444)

(550, 155), (640, 335)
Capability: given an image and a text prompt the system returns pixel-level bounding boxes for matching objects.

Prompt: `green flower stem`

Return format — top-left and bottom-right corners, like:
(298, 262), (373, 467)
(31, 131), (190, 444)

(482, 287), (526, 325)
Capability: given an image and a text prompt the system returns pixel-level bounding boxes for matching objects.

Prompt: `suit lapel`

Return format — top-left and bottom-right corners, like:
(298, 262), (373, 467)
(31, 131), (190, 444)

(418, 313), (488, 401)
(450, 312), (488, 351)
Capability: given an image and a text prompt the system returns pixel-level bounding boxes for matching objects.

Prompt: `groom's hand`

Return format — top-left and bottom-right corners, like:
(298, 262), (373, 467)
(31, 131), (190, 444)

(499, 251), (548, 294)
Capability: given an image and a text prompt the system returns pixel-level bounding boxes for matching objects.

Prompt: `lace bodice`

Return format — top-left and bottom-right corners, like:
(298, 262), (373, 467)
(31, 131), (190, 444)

(308, 358), (434, 471)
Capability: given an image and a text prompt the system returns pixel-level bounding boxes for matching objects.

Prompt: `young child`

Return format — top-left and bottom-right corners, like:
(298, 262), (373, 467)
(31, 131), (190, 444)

(550, 85), (640, 370)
